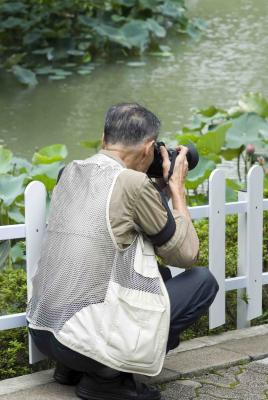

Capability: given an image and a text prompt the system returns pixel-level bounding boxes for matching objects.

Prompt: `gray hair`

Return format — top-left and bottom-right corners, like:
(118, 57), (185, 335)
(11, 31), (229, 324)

(103, 103), (161, 146)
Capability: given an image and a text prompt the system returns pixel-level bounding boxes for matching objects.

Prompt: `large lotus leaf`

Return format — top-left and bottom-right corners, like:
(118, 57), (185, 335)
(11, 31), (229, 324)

(12, 65), (38, 87)
(32, 144), (68, 164)
(206, 154), (221, 164)
(0, 174), (27, 206)
(197, 105), (225, 118)
(116, 0), (136, 6)
(238, 93), (268, 118)
(0, 2), (27, 13)
(30, 161), (64, 191)
(0, 17), (29, 29)
(23, 31), (42, 46)
(79, 140), (101, 150)
(31, 161), (64, 179)
(197, 123), (231, 156)
(10, 241), (26, 263)
(11, 156), (32, 173)
(94, 24), (128, 47)
(226, 179), (243, 202)
(226, 113), (268, 149)
(0, 147), (13, 174)
(185, 156), (215, 190)
(260, 128), (268, 143)
(175, 133), (199, 145)
(139, 0), (159, 9)
(146, 19), (166, 38)
(184, 114), (205, 132)
(221, 147), (243, 161)
(0, 241), (10, 270)
(158, 1), (184, 18)
(121, 20), (150, 51)
(8, 205), (25, 223)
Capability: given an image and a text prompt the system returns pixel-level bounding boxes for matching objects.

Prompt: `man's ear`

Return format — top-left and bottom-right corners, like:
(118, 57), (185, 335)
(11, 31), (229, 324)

(144, 139), (155, 156)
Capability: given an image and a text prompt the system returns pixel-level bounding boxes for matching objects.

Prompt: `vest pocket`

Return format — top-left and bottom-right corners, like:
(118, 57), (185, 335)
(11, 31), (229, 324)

(105, 290), (166, 367)
(133, 236), (159, 278)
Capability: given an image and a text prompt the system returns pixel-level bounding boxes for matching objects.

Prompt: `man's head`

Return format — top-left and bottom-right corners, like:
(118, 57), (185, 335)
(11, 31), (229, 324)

(102, 103), (161, 172)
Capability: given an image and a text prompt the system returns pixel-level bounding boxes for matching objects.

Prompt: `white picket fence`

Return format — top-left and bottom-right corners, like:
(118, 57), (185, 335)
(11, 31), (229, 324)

(0, 165), (268, 364)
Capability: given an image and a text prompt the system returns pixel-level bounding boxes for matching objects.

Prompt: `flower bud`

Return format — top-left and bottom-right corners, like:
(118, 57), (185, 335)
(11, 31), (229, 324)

(246, 143), (255, 155)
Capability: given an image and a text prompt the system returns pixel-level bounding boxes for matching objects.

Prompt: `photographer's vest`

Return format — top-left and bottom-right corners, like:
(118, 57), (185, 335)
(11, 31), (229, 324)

(26, 153), (170, 376)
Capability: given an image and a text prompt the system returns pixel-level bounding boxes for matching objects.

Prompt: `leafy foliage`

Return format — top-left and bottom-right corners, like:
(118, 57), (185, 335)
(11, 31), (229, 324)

(0, 268), (54, 379)
(176, 92), (268, 199)
(0, 0), (201, 86)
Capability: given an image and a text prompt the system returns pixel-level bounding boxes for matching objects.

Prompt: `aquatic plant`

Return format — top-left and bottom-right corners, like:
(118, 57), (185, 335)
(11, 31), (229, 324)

(0, 0), (205, 86)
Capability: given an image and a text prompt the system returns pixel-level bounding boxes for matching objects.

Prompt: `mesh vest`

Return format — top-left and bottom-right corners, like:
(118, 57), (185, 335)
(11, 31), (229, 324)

(26, 153), (170, 375)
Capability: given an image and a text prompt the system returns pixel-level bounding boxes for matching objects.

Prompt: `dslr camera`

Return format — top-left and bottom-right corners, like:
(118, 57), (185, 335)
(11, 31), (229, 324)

(147, 141), (199, 179)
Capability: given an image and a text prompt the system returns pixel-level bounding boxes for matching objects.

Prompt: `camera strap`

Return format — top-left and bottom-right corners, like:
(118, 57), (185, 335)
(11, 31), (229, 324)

(168, 150), (177, 181)
(146, 181), (176, 247)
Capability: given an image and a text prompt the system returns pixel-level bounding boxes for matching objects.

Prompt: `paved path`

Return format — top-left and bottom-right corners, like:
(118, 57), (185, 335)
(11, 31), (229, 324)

(162, 359), (268, 399)
(2, 325), (268, 399)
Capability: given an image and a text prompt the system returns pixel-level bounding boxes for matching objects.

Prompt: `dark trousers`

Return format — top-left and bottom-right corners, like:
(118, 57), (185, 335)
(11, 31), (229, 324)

(28, 267), (219, 374)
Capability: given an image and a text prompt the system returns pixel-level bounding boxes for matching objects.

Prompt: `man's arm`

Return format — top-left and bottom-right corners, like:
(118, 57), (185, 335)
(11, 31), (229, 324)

(133, 176), (199, 268)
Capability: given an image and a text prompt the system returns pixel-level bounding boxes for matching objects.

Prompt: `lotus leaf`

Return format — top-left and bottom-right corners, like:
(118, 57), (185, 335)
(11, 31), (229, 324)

(32, 144), (68, 164)
(0, 174), (27, 206)
(8, 205), (25, 223)
(10, 242), (26, 263)
(238, 93), (268, 118)
(79, 140), (101, 149)
(226, 179), (243, 202)
(11, 157), (32, 173)
(146, 19), (166, 38)
(186, 156), (215, 189)
(121, 20), (150, 51)
(226, 113), (268, 149)
(0, 148), (12, 174)
(197, 123), (231, 156)
(30, 162), (64, 191)
(0, 241), (10, 269)
(12, 65), (38, 87)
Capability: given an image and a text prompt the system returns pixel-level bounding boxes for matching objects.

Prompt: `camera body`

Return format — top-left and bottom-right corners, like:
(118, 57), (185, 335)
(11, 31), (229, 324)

(147, 141), (199, 179)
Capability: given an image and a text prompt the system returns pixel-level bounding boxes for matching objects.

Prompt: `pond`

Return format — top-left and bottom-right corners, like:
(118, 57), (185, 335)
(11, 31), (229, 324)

(0, 0), (268, 168)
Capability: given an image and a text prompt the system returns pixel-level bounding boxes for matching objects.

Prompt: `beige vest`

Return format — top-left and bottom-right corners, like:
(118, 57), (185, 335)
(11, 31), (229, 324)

(26, 153), (170, 376)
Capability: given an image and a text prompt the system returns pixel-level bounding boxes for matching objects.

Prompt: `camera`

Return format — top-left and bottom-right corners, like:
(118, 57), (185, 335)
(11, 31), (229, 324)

(147, 141), (199, 179)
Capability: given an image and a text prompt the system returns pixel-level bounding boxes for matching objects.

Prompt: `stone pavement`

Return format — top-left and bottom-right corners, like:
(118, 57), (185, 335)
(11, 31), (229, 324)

(2, 324), (268, 399)
(161, 359), (268, 399)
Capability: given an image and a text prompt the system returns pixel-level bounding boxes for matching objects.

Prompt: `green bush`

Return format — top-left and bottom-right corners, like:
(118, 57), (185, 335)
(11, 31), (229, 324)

(0, 268), (55, 380)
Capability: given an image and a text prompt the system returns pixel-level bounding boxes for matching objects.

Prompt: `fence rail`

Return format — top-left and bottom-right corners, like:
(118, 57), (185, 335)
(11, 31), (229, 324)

(0, 166), (267, 363)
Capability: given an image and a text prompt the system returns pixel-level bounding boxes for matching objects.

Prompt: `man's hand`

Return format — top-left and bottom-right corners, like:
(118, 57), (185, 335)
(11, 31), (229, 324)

(159, 145), (188, 194)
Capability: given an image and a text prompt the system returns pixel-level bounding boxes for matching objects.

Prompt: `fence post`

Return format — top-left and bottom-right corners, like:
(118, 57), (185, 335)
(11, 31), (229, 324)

(246, 165), (263, 321)
(237, 190), (250, 329)
(25, 181), (47, 364)
(209, 169), (226, 329)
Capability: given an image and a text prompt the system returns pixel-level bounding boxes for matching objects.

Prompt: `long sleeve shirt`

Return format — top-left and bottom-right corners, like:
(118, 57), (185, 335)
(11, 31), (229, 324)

(99, 149), (199, 268)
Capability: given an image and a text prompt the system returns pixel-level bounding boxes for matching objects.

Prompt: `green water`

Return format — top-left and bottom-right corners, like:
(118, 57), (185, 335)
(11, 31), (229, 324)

(1, 0), (268, 164)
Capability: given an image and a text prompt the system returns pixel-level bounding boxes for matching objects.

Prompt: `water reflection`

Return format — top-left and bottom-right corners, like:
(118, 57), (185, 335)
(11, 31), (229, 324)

(0, 0), (267, 164)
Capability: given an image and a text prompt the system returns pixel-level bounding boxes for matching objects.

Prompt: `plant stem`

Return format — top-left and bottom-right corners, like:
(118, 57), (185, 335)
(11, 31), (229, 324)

(237, 151), (242, 182)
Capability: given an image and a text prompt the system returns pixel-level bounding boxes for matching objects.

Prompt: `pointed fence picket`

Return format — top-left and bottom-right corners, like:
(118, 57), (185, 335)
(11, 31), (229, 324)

(0, 165), (267, 364)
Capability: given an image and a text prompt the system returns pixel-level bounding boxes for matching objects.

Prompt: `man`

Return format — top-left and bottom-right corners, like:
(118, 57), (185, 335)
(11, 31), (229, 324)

(26, 103), (219, 400)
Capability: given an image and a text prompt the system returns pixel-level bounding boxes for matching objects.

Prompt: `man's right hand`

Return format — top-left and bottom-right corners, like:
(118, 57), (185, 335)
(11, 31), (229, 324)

(160, 145), (189, 194)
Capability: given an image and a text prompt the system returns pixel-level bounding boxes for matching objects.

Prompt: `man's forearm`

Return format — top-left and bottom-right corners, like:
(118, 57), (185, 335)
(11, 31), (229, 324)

(170, 186), (192, 222)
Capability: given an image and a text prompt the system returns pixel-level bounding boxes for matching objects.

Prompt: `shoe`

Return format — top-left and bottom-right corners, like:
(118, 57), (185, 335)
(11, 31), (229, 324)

(53, 361), (83, 385)
(75, 371), (161, 400)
